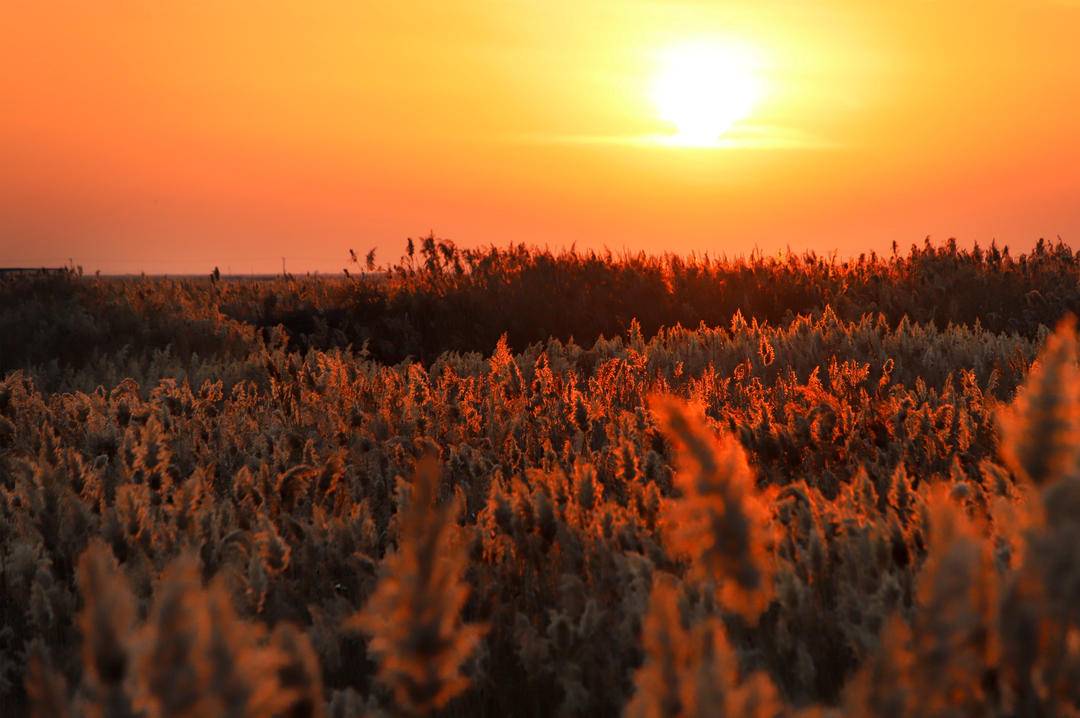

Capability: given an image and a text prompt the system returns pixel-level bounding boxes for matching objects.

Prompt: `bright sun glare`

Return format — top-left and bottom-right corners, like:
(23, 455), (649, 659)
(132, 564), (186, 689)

(651, 41), (764, 147)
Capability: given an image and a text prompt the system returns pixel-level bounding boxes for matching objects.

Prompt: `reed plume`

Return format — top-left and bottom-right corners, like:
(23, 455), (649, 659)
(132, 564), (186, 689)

(346, 455), (486, 715)
(624, 574), (692, 718)
(625, 572), (780, 718)
(653, 397), (775, 622)
(75, 539), (138, 718)
(125, 551), (313, 718)
(998, 316), (1080, 485)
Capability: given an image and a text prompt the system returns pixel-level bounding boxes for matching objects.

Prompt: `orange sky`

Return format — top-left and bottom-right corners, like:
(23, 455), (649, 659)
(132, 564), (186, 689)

(2, 1), (1079, 273)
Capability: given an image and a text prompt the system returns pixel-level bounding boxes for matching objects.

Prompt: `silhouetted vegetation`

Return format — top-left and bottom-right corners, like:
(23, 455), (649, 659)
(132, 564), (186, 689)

(4, 236), (1080, 382)
(3, 239), (1080, 715)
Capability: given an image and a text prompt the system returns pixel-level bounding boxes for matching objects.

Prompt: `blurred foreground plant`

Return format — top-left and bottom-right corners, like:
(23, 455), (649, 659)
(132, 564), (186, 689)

(346, 456), (486, 715)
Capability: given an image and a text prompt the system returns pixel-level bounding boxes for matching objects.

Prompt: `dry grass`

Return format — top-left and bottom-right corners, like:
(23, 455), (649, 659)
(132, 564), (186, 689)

(3, 250), (1080, 715)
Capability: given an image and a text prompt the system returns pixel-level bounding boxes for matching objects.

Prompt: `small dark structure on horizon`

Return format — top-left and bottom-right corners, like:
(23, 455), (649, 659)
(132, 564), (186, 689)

(0, 267), (67, 276)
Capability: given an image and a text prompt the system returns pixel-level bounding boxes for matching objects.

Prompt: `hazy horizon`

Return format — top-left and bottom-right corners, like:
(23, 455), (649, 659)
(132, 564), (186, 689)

(1, 234), (1069, 278)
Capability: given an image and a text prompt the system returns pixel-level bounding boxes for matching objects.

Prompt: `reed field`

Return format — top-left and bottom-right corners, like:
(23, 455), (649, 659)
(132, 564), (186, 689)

(5, 238), (1080, 716)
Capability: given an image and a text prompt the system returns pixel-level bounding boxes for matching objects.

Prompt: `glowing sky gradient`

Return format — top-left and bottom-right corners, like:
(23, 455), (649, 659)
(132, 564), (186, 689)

(2, 1), (1079, 273)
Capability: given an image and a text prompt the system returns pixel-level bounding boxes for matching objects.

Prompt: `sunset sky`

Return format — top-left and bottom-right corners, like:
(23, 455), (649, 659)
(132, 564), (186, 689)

(3, 1), (1080, 274)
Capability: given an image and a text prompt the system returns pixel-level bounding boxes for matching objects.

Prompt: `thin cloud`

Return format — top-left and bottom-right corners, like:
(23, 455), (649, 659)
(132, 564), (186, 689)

(511, 124), (840, 150)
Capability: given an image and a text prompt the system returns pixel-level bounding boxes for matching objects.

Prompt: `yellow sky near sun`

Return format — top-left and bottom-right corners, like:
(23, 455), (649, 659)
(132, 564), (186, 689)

(2, 1), (1079, 272)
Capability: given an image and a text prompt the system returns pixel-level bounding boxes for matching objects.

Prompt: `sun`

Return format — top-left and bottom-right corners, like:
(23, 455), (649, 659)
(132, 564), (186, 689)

(651, 41), (764, 146)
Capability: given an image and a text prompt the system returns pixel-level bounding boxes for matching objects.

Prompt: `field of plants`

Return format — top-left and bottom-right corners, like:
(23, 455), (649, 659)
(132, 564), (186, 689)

(4, 237), (1080, 716)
